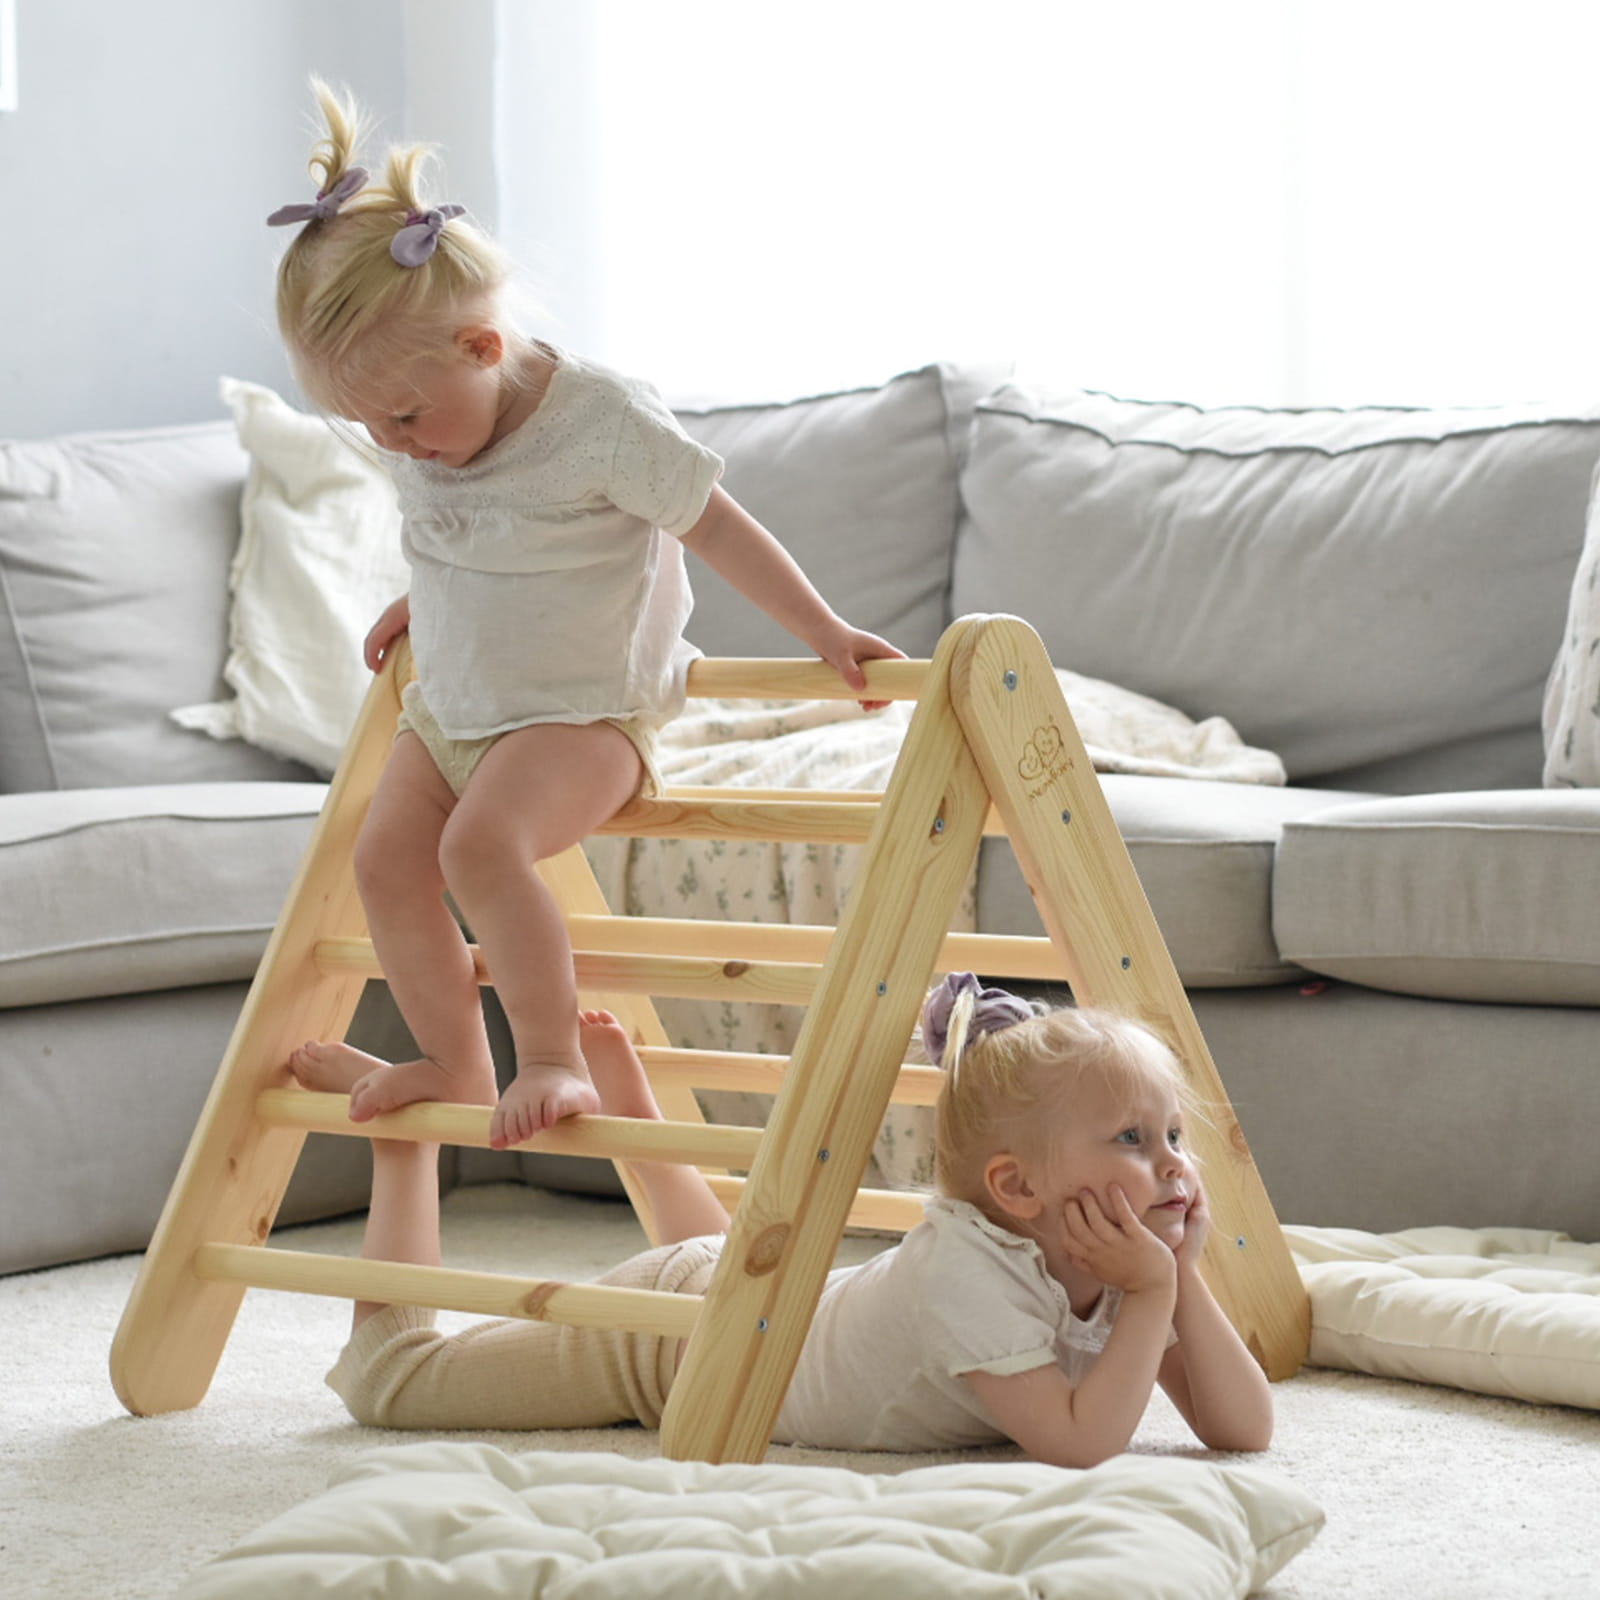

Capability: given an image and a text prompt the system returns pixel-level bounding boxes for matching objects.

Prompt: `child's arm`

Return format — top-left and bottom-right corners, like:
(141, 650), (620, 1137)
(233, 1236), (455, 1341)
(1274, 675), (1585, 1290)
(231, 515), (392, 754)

(1156, 1184), (1275, 1451)
(679, 487), (904, 698)
(962, 1186), (1178, 1467)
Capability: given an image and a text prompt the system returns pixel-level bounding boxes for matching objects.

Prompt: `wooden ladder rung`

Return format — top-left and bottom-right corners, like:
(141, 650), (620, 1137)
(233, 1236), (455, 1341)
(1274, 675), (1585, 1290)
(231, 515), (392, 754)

(705, 1175), (928, 1234)
(256, 1089), (765, 1167)
(567, 916), (1071, 984)
(639, 1046), (944, 1107)
(311, 942), (823, 1006)
(598, 794), (883, 844)
(194, 1243), (703, 1337)
(683, 658), (930, 700)
(650, 786), (1007, 838)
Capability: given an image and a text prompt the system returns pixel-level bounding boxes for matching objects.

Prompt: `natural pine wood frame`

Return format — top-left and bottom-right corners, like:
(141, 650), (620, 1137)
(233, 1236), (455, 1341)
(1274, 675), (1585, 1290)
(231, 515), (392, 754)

(111, 614), (1308, 1462)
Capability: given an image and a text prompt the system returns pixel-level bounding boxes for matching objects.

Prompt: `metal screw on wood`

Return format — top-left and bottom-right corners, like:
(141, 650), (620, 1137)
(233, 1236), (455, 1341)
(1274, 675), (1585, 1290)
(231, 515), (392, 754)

(1121, 955), (1132, 969)
(757, 1318), (769, 1332)
(1003, 670), (1018, 691)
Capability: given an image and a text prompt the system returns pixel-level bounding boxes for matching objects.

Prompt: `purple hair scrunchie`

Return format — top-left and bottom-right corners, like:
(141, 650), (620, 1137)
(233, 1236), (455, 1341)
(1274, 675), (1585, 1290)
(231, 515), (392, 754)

(922, 972), (1033, 1070)
(390, 204), (466, 267)
(266, 166), (369, 228)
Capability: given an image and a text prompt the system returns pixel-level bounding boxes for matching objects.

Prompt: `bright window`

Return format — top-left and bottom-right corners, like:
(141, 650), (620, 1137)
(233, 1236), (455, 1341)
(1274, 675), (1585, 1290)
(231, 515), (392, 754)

(497, 0), (1600, 405)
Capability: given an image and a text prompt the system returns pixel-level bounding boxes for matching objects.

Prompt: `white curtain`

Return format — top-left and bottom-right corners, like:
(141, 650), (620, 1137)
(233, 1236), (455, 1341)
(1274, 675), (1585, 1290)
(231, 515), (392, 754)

(491, 0), (1600, 406)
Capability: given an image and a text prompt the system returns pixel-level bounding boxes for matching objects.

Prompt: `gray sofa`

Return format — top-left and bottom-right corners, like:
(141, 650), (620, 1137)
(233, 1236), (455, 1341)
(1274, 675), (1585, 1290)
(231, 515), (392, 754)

(4, 363), (1598, 1276)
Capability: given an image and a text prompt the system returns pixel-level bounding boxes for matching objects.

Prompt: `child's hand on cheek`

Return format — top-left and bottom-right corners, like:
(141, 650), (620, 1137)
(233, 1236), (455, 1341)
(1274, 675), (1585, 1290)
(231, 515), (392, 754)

(1173, 1180), (1212, 1275)
(1061, 1186), (1177, 1297)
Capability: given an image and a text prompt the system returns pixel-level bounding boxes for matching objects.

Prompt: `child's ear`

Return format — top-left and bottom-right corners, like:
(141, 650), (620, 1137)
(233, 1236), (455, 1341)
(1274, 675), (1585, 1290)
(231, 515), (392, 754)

(456, 325), (505, 368)
(983, 1153), (1043, 1222)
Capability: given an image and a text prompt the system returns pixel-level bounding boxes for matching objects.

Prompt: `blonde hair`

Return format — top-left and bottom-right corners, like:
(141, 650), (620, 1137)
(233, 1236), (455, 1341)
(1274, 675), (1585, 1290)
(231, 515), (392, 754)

(930, 992), (1201, 1208)
(273, 79), (512, 413)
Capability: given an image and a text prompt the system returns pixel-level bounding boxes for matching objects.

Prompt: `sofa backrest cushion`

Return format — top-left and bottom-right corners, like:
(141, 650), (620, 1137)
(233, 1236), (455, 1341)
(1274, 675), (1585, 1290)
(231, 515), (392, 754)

(952, 386), (1600, 790)
(0, 421), (312, 792)
(673, 364), (1003, 662)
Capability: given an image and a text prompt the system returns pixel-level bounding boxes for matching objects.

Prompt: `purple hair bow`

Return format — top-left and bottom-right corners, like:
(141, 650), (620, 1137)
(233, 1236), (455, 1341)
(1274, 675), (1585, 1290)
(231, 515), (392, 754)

(921, 972), (1033, 1069)
(266, 167), (369, 228)
(391, 205), (466, 267)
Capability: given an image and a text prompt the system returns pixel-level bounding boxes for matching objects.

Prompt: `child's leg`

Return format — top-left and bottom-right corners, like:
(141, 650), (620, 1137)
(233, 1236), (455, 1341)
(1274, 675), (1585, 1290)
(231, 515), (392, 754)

(440, 721), (645, 1148)
(351, 1138), (443, 1331)
(292, 732), (498, 1120)
(579, 1010), (732, 1243)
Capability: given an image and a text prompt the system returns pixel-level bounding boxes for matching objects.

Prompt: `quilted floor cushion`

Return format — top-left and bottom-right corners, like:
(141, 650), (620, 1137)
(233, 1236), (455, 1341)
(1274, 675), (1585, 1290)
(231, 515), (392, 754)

(1288, 1224), (1600, 1408)
(175, 1445), (1323, 1600)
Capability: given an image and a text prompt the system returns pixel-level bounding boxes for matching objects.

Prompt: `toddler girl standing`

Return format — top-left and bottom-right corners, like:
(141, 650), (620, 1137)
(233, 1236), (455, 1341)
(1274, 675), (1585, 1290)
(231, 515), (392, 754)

(270, 82), (901, 1149)
(311, 975), (1273, 1465)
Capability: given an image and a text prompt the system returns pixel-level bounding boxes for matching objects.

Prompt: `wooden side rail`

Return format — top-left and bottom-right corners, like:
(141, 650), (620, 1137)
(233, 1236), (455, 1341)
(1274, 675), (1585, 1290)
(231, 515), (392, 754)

(194, 1245), (703, 1338)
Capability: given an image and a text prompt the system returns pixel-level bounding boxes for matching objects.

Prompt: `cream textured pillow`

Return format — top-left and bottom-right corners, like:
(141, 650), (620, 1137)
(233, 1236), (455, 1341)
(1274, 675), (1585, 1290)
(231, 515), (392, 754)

(1287, 1223), (1600, 1409)
(171, 379), (409, 774)
(1543, 467), (1600, 785)
(175, 1444), (1324, 1600)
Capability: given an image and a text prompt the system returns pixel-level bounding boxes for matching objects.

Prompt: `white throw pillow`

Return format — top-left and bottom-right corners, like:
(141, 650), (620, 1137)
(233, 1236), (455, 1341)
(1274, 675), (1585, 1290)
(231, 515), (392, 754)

(1543, 462), (1600, 785)
(171, 379), (409, 774)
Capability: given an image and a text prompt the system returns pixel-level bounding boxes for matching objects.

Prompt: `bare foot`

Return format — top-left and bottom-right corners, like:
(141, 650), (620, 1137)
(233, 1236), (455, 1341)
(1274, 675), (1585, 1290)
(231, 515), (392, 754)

(489, 1054), (601, 1148)
(289, 1040), (496, 1123)
(578, 1009), (663, 1120)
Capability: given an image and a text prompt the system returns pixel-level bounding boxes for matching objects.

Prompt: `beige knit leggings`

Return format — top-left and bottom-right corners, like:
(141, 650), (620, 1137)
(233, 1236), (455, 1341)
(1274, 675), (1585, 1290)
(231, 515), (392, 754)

(326, 1236), (722, 1431)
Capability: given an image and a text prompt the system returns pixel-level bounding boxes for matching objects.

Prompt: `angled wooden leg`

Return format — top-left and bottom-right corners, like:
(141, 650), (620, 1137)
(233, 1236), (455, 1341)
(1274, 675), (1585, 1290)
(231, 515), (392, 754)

(948, 615), (1310, 1379)
(660, 625), (991, 1462)
(109, 650), (408, 1415)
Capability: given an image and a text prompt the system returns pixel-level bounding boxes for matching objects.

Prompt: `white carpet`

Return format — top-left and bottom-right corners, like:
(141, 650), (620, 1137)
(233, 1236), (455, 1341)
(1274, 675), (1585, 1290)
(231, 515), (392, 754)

(6, 1183), (1597, 1599)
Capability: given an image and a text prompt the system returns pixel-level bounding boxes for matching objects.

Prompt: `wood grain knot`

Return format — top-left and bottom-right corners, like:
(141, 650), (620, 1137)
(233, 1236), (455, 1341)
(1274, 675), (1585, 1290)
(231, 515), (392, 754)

(744, 1222), (790, 1277)
(722, 959), (751, 978)
(521, 1281), (567, 1320)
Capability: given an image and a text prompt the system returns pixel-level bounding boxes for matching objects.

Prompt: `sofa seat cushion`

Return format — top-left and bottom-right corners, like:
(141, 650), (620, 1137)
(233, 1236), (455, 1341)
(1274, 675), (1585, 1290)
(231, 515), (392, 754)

(1274, 790), (1600, 1004)
(0, 782), (326, 1008)
(978, 776), (1373, 987)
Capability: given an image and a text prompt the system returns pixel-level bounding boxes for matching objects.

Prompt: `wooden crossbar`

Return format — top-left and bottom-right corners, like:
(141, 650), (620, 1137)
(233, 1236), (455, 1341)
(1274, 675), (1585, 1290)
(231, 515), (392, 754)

(111, 615), (1309, 1459)
(314, 924), (1073, 988)
(195, 1244), (703, 1337)
(256, 1089), (765, 1167)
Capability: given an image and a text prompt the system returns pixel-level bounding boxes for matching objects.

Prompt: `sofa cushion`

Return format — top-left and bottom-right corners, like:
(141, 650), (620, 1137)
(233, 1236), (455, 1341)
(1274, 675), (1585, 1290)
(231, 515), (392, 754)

(674, 364), (1004, 661)
(0, 421), (313, 792)
(0, 782), (327, 1008)
(952, 385), (1600, 791)
(171, 379), (412, 775)
(1274, 790), (1600, 1004)
(977, 776), (1372, 987)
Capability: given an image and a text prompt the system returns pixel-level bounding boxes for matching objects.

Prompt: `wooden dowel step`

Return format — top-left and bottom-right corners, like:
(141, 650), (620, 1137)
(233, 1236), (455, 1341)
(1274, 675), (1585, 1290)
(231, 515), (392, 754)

(194, 1244), (703, 1338)
(567, 916), (1070, 984)
(704, 1174), (929, 1235)
(597, 793), (880, 844)
(684, 658), (928, 701)
(659, 787), (1007, 838)
(312, 942), (823, 1006)
(256, 1089), (764, 1167)
(639, 1047), (944, 1107)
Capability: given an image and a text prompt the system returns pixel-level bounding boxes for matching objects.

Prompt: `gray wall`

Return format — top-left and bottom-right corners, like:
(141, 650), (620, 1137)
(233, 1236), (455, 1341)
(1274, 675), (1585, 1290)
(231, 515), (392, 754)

(0, 1), (407, 438)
